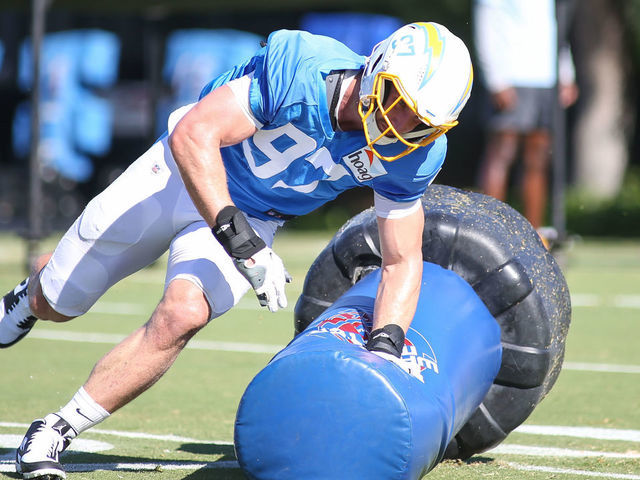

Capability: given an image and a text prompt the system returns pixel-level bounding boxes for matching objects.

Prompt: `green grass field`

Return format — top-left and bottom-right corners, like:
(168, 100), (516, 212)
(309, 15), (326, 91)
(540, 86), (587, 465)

(1, 231), (639, 479)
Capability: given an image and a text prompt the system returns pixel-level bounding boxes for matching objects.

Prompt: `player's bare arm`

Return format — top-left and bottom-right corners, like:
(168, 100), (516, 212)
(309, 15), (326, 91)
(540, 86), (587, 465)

(169, 85), (289, 312)
(373, 206), (425, 333)
(169, 84), (257, 228)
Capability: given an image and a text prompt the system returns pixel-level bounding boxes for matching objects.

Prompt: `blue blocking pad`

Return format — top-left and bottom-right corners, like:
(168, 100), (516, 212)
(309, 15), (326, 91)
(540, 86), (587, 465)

(234, 262), (502, 480)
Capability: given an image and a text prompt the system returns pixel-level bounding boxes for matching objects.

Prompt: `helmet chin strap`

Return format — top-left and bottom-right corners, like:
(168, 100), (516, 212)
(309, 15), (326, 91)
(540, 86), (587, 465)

(405, 125), (437, 141)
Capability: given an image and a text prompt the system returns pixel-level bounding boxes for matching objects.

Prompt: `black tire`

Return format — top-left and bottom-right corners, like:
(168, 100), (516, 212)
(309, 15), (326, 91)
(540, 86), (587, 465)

(294, 185), (571, 458)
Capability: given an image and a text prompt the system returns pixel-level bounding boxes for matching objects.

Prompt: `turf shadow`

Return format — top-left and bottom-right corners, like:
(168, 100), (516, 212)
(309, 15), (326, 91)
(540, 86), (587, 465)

(178, 442), (236, 460)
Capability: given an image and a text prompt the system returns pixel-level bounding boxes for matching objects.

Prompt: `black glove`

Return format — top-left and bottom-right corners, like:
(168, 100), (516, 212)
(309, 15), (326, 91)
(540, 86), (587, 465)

(213, 206), (291, 312)
(365, 324), (405, 358)
(366, 324), (424, 382)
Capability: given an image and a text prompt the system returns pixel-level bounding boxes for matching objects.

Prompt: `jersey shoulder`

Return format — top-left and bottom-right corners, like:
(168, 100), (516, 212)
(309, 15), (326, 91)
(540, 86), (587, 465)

(265, 29), (363, 70)
(373, 135), (448, 201)
(249, 30), (364, 125)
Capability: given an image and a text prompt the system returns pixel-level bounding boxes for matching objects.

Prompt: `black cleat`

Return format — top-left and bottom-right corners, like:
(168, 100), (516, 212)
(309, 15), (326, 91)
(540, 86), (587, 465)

(0, 279), (37, 348)
(15, 414), (75, 479)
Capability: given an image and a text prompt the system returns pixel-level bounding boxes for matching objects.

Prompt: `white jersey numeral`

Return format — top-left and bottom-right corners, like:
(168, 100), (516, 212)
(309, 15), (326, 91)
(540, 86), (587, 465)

(243, 123), (347, 191)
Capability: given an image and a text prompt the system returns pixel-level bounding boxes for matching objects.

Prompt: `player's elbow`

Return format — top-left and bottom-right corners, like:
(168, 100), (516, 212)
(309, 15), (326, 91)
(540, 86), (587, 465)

(169, 116), (220, 160)
(168, 119), (192, 157)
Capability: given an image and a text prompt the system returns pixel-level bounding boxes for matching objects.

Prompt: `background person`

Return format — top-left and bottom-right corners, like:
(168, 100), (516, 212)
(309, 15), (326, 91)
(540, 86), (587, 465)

(473, 0), (578, 245)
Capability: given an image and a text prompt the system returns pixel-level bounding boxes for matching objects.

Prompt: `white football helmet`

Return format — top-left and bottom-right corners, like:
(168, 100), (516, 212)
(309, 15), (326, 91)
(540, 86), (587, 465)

(359, 22), (474, 161)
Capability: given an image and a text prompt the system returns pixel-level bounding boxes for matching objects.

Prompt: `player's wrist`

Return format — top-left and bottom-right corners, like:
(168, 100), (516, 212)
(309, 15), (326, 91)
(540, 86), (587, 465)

(365, 324), (405, 358)
(212, 205), (266, 259)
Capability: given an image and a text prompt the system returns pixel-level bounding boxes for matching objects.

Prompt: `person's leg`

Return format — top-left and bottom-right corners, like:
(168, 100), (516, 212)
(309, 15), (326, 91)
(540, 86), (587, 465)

(13, 137), (194, 479)
(478, 130), (520, 201)
(79, 216), (278, 414)
(14, 213), (277, 479)
(83, 278), (211, 412)
(522, 129), (552, 229)
(16, 278), (211, 479)
(58, 216), (268, 422)
(2, 135), (185, 349)
(27, 253), (77, 321)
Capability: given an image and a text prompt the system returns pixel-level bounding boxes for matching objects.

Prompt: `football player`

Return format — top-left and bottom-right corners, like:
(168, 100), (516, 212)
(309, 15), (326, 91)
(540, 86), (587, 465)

(1, 22), (472, 479)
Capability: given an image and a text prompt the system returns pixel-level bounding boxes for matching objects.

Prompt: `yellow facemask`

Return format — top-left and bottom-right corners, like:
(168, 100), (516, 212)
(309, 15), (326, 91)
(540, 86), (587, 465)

(358, 73), (458, 162)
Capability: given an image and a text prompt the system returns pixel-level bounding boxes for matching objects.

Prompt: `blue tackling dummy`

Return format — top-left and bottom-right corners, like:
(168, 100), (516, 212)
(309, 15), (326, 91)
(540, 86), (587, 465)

(234, 262), (502, 480)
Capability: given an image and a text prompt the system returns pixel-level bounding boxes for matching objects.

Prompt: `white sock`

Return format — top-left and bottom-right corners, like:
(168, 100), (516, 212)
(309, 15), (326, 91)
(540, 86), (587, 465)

(57, 387), (110, 436)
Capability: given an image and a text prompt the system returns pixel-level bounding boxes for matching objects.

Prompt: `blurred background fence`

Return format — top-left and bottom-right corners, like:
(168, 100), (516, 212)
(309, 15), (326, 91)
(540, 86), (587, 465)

(0, 0), (639, 238)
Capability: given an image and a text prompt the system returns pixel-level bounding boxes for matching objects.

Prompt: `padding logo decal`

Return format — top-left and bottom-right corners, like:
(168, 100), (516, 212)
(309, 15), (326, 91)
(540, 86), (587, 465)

(314, 308), (439, 375)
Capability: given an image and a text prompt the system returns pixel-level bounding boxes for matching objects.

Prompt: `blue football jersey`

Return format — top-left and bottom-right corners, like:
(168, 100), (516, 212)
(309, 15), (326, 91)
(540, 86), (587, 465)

(198, 30), (447, 221)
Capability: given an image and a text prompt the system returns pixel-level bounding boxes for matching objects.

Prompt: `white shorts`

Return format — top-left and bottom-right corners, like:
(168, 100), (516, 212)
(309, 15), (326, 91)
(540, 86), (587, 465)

(40, 134), (278, 320)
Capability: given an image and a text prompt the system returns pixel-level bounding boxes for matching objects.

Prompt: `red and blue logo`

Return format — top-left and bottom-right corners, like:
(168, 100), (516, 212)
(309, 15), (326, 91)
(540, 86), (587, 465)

(314, 308), (439, 375)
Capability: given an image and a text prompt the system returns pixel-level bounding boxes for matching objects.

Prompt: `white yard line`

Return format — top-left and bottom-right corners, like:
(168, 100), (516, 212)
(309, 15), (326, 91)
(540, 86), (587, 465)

(563, 362), (640, 374)
(0, 423), (232, 445)
(88, 298), (292, 316)
(88, 302), (149, 316)
(507, 463), (640, 479)
(0, 434), (112, 453)
(571, 293), (640, 309)
(0, 424), (237, 474)
(571, 294), (602, 307)
(27, 329), (282, 354)
(0, 460), (239, 473)
(64, 461), (239, 472)
(492, 444), (640, 459)
(614, 295), (640, 309)
(516, 425), (640, 442)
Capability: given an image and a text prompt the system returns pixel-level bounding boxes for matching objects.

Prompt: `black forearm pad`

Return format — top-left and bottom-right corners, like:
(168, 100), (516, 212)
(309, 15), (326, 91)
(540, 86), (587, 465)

(365, 324), (406, 358)
(212, 206), (266, 259)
